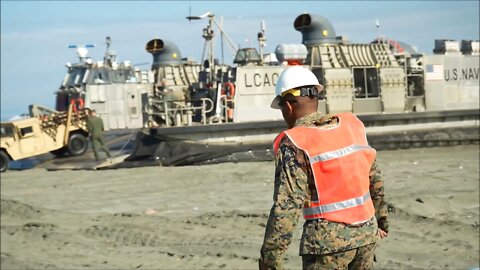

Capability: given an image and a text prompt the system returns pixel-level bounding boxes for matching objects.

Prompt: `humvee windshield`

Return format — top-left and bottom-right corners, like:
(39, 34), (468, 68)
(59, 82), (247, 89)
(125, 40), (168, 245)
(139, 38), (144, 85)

(0, 124), (14, 137)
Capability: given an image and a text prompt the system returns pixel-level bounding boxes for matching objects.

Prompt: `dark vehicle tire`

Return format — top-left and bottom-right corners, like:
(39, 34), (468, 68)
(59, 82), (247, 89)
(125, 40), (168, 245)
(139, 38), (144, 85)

(0, 150), (9, 173)
(50, 147), (67, 157)
(67, 133), (88, 156)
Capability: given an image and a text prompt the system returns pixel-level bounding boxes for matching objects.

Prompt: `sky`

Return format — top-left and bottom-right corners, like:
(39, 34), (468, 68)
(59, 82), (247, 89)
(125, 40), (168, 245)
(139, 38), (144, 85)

(1, 0), (479, 121)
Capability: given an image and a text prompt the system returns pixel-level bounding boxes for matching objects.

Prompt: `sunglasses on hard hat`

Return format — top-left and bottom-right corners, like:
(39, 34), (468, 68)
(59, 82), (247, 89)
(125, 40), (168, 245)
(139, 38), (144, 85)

(281, 89), (301, 97)
(278, 97), (298, 107)
(281, 86), (319, 98)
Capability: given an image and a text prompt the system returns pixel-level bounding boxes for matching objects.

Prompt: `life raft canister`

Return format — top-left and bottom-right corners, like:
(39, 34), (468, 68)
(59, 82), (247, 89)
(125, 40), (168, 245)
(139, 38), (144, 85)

(273, 112), (376, 225)
(222, 82), (235, 97)
(222, 82), (235, 120)
(69, 98), (85, 112)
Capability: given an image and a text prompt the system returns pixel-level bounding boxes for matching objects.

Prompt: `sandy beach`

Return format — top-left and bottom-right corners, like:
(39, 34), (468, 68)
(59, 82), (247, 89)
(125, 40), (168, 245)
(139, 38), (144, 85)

(1, 145), (479, 269)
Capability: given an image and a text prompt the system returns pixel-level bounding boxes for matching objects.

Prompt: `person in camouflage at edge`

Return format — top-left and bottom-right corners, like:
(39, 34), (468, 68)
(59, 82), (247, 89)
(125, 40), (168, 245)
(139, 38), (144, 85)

(86, 109), (111, 161)
(259, 66), (389, 270)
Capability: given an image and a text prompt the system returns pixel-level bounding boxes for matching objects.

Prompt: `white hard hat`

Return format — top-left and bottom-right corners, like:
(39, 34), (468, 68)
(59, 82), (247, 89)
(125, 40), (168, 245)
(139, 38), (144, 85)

(271, 66), (324, 109)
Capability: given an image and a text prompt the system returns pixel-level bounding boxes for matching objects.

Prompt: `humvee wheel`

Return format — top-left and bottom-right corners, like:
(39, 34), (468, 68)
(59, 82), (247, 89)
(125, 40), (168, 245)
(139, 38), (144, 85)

(0, 150), (9, 173)
(67, 133), (88, 156)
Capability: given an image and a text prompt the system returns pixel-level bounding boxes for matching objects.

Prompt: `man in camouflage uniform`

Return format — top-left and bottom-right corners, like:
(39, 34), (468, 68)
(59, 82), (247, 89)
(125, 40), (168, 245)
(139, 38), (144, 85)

(86, 109), (111, 161)
(259, 67), (389, 270)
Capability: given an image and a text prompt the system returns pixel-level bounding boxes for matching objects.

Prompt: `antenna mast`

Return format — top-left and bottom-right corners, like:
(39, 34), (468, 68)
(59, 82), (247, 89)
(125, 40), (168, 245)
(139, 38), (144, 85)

(258, 20), (267, 64)
(376, 19), (380, 44)
(104, 36), (115, 67)
(186, 12), (239, 81)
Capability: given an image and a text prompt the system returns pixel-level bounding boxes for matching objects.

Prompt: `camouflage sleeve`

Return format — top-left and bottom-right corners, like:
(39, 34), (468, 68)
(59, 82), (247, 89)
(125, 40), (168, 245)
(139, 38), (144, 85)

(369, 160), (389, 232)
(260, 137), (309, 269)
(86, 119), (92, 133)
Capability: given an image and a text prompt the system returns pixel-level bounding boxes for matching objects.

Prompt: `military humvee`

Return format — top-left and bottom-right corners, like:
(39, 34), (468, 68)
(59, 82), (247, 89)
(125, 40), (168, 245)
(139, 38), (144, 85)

(0, 105), (89, 172)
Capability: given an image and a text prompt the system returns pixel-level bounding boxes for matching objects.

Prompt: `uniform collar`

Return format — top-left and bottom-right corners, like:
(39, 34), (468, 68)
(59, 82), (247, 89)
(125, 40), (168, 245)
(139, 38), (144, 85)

(294, 112), (338, 128)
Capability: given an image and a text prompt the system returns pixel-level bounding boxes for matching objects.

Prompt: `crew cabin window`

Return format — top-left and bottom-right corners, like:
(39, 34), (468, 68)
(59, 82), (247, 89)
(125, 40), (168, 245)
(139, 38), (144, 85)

(94, 73), (105, 84)
(353, 68), (380, 98)
(87, 68), (110, 85)
(109, 70), (130, 83)
(65, 67), (88, 87)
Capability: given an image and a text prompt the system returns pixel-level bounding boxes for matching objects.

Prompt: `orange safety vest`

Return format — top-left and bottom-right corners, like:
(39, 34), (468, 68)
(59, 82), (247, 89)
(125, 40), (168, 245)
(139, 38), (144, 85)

(273, 112), (376, 224)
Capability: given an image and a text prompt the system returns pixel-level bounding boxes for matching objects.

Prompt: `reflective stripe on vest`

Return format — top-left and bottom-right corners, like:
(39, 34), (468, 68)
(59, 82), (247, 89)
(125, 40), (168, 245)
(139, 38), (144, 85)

(310, 144), (373, 163)
(274, 112), (376, 224)
(303, 191), (371, 216)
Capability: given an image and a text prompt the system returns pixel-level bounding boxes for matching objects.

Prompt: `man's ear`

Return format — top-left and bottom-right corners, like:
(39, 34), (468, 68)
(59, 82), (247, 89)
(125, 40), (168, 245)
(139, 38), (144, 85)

(285, 100), (294, 115)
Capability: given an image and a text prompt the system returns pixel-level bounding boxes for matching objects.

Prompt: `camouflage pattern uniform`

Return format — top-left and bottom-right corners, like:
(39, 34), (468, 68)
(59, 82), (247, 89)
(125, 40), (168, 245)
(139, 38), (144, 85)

(260, 112), (389, 269)
(86, 115), (111, 161)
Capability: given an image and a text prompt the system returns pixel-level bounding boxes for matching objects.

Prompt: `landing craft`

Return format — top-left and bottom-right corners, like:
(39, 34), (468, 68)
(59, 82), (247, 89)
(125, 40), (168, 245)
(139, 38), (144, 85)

(47, 12), (479, 168)
(55, 37), (155, 130)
